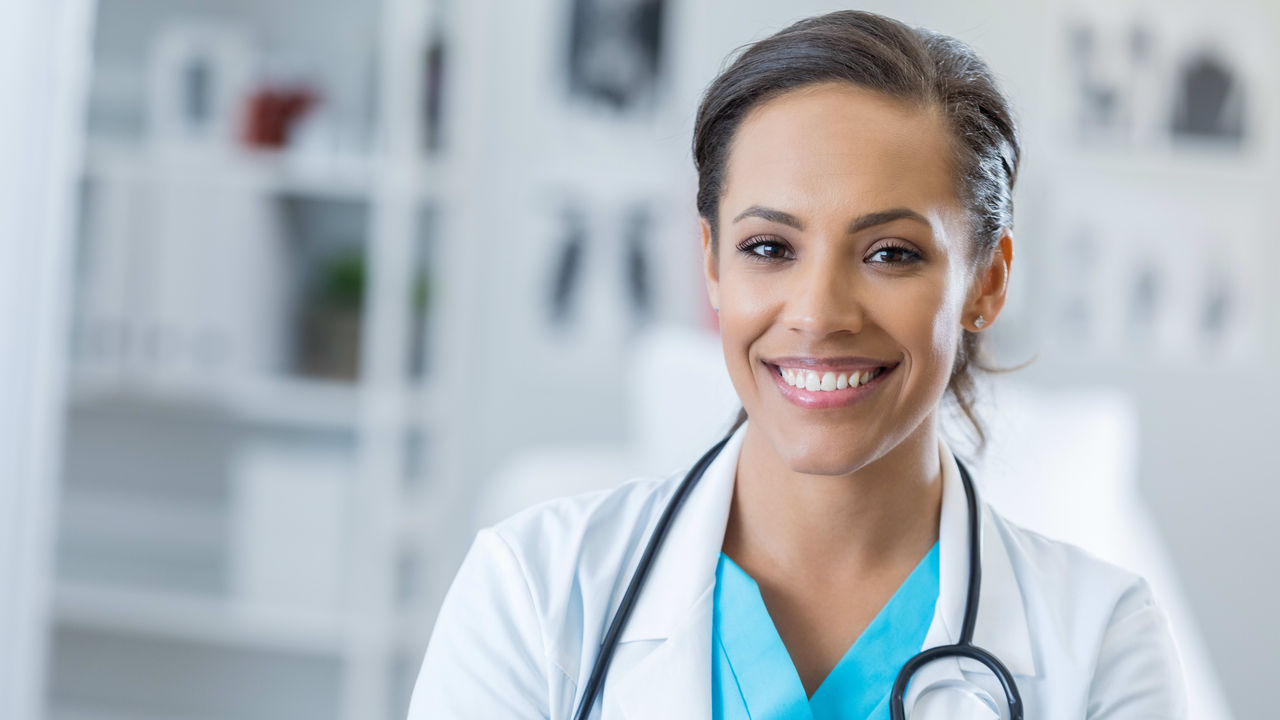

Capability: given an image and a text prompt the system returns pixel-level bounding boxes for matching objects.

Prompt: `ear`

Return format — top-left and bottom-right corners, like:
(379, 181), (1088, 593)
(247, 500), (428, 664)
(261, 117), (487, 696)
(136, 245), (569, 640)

(700, 217), (720, 312)
(962, 229), (1013, 332)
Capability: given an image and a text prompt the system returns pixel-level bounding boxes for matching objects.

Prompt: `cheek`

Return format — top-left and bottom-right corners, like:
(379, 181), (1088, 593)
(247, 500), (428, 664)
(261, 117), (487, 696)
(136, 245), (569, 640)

(882, 280), (961, 378)
(718, 279), (767, 349)
(715, 274), (779, 388)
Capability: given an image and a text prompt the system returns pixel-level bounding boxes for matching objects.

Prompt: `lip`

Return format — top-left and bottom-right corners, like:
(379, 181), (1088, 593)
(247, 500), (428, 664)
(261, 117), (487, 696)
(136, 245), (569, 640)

(766, 360), (899, 410)
(765, 355), (896, 372)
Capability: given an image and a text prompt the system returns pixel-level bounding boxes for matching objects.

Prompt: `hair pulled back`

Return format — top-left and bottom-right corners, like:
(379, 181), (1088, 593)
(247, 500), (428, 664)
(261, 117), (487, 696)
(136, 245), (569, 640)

(694, 10), (1022, 452)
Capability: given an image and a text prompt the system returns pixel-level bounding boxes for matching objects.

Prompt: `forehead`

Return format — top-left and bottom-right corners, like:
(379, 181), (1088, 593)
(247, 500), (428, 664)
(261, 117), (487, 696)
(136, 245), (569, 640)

(721, 82), (962, 226)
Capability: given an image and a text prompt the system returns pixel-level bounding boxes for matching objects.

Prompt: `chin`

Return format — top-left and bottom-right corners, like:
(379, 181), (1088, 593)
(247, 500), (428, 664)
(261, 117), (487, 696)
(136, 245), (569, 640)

(771, 426), (876, 477)
(782, 453), (863, 477)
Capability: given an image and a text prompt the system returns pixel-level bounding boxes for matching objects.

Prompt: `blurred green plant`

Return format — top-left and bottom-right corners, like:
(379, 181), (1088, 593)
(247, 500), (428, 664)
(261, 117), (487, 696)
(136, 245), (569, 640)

(322, 251), (365, 309)
(319, 250), (430, 312)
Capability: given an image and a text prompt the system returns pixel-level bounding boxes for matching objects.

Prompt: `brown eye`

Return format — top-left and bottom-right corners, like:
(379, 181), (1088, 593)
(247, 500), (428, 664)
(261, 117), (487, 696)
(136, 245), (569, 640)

(867, 243), (922, 265)
(752, 242), (786, 258)
(735, 236), (792, 262)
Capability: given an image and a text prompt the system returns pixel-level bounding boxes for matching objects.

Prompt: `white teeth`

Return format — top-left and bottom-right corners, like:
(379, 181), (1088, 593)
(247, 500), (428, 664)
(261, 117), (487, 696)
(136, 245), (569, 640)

(779, 365), (888, 392)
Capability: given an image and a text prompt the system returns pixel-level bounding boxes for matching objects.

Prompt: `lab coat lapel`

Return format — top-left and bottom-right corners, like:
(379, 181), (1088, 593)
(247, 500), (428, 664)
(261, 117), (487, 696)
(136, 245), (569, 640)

(609, 428), (1038, 717)
(903, 436), (1038, 713)
(610, 422), (746, 719)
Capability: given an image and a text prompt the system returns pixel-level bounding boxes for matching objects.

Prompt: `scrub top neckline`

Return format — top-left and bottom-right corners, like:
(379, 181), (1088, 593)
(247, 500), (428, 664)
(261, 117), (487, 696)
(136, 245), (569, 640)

(711, 541), (941, 719)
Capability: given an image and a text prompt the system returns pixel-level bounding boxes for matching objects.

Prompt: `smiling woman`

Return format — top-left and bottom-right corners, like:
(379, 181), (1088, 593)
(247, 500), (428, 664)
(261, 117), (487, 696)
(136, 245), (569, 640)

(409, 10), (1187, 720)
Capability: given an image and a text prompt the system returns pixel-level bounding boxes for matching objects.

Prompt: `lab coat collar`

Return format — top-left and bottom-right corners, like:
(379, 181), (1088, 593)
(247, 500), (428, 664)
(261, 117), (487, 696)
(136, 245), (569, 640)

(611, 421), (743, 717)
(898, 436), (1039, 715)
(931, 432), (1038, 677)
(611, 421), (1037, 718)
(615, 421), (745, 644)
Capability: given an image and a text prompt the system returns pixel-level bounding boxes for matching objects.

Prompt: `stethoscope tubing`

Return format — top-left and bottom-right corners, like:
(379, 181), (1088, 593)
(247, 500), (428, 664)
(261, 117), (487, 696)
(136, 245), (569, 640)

(572, 427), (1023, 719)
(889, 456), (1023, 718)
(572, 432), (732, 720)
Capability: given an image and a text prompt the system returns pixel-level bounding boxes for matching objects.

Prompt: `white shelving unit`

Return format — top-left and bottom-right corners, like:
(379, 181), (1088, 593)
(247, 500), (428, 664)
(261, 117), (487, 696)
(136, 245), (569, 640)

(48, 0), (467, 718)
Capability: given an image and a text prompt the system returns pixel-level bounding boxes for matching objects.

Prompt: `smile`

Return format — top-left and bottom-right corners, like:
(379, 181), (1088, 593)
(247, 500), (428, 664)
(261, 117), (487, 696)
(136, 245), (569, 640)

(766, 360), (899, 409)
(779, 366), (885, 391)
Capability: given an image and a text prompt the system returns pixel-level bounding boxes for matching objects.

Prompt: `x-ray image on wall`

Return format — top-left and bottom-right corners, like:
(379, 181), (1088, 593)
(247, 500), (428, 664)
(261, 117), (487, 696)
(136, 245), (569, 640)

(621, 204), (653, 325)
(565, 0), (666, 113)
(542, 198), (657, 334)
(1123, 249), (1163, 350)
(1044, 184), (1263, 367)
(1176, 205), (1262, 365)
(548, 206), (588, 329)
(1063, 14), (1162, 147)
(1053, 224), (1104, 351)
(1053, 0), (1268, 154)
(1169, 49), (1245, 146)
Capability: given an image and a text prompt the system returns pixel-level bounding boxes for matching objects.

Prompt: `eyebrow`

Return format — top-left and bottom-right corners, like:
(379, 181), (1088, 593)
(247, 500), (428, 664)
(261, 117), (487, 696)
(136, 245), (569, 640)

(731, 205), (931, 234)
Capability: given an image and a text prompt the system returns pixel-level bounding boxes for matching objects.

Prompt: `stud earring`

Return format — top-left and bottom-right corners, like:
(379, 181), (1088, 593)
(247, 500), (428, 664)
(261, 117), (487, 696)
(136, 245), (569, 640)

(973, 315), (986, 329)
(713, 305), (719, 313)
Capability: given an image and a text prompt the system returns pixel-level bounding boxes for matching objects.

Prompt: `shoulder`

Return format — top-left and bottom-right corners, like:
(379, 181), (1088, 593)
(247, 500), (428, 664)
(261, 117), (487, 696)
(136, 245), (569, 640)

(989, 509), (1143, 602)
(989, 507), (1162, 637)
(487, 470), (682, 580)
(986, 507), (1188, 716)
(411, 472), (682, 718)
(480, 471), (684, 665)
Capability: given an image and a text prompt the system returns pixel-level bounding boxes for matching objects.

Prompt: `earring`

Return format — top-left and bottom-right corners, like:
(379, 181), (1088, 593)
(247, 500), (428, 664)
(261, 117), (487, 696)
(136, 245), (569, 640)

(973, 315), (986, 329)
(713, 305), (719, 313)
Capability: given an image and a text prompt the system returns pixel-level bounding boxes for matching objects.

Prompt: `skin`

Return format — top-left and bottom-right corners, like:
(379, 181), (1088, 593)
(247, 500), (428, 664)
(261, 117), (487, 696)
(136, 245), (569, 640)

(700, 81), (1013, 697)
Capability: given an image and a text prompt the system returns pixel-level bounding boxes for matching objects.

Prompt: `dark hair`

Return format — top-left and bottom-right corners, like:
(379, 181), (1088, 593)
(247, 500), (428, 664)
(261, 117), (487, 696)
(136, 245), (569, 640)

(694, 10), (1023, 453)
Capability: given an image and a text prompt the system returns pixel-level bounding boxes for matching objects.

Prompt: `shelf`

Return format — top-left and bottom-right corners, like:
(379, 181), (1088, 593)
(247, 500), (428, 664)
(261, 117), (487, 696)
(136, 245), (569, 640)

(54, 581), (349, 655)
(82, 140), (452, 201)
(230, 376), (441, 430)
(83, 140), (376, 200)
(52, 702), (206, 712)
(49, 1), (464, 719)
(227, 376), (361, 429)
(52, 580), (439, 691)
(69, 371), (360, 430)
(50, 705), (207, 720)
(60, 489), (223, 554)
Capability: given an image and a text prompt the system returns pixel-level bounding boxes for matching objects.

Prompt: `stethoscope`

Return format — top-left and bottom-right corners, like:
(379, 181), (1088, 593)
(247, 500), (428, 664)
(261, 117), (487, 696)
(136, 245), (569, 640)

(572, 426), (1024, 719)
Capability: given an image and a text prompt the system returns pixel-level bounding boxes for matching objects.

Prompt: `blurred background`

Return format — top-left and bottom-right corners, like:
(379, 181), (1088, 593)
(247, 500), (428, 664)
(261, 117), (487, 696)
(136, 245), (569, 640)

(2, 0), (1276, 718)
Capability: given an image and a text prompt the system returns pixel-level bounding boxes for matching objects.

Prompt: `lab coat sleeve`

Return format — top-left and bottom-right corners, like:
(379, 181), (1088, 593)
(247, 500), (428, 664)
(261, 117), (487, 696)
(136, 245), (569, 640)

(407, 528), (552, 719)
(1086, 577), (1189, 719)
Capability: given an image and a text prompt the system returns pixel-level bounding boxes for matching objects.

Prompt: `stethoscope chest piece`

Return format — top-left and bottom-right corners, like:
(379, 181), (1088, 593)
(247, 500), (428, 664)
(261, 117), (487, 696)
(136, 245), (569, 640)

(889, 458), (1023, 720)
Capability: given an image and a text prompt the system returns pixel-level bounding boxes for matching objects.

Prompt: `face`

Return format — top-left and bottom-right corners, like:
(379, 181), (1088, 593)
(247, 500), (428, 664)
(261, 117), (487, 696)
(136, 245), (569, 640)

(702, 82), (1009, 476)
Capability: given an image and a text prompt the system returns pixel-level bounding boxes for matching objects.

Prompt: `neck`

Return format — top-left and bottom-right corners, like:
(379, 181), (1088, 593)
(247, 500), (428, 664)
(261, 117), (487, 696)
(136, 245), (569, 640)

(723, 417), (943, 583)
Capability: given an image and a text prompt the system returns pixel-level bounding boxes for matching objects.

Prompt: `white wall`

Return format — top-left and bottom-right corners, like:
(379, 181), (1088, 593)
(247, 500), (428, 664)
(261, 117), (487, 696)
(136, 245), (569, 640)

(0, 0), (94, 718)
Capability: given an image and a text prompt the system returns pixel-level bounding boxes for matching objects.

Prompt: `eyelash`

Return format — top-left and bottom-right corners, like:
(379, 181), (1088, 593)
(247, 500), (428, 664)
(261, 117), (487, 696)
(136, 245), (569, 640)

(734, 236), (923, 265)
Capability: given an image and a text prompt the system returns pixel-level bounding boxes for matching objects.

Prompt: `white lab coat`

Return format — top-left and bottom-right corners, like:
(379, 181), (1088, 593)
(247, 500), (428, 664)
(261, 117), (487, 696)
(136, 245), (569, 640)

(408, 422), (1187, 718)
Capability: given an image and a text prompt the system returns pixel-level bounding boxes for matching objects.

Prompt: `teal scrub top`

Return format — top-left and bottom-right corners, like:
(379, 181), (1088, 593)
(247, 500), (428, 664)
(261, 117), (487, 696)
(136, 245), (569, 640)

(710, 542), (940, 720)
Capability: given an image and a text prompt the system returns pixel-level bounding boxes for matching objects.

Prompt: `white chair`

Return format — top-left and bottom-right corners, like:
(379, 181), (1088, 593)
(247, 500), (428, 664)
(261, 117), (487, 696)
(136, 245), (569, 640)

(958, 379), (1232, 719)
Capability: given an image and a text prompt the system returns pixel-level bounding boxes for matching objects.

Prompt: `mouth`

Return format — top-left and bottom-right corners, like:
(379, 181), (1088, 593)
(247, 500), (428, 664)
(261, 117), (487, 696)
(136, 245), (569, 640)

(764, 359), (900, 409)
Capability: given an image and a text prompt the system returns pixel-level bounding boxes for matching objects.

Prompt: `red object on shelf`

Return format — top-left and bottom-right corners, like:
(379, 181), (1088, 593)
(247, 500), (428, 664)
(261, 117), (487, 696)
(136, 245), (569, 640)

(242, 86), (319, 148)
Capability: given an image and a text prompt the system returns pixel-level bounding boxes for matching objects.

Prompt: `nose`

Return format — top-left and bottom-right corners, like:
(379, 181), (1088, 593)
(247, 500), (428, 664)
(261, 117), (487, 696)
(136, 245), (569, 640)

(782, 251), (865, 338)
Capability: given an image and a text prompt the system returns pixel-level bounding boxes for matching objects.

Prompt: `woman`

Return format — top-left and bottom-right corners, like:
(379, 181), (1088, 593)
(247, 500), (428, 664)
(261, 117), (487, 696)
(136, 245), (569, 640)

(409, 10), (1186, 719)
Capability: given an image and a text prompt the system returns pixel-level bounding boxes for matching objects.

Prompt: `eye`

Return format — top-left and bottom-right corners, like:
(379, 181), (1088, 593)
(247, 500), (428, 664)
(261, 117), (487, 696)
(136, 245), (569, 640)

(735, 235), (792, 262)
(867, 242), (923, 265)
